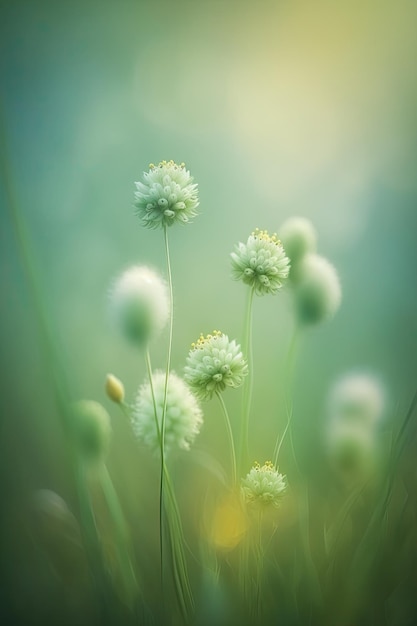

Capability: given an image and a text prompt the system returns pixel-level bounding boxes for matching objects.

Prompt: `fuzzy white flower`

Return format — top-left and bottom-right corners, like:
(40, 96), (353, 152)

(109, 266), (169, 347)
(72, 400), (112, 463)
(325, 421), (376, 478)
(279, 217), (317, 273)
(184, 331), (248, 400)
(294, 253), (341, 324)
(132, 371), (203, 455)
(241, 461), (287, 509)
(134, 160), (199, 229)
(327, 373), (386, 427)
(231, 229), (290, 296)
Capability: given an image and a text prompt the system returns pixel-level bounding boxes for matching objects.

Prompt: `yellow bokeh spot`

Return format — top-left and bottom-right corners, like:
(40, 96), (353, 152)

(209, 493), (248, 550)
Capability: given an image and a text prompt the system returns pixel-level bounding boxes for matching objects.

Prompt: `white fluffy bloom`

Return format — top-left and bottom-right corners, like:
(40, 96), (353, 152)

(109, 266), (169, 347)
(134, 160), (199, 229)
(241, 461), (287, 509)
(184, 331), (248, 400)
(230, 229), (290, 296)
(294, 253), (341, 324)
(327, 373), (386, 427)
(132, 371), (203, 455)
(279, 217), (317, 276)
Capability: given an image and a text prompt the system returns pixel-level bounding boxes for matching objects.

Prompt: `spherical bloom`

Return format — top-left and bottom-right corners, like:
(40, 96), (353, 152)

(134, 160), (199, 229)
(132, 371), (203, 455)
(279, 217), (317, 274)
(184, 330), (248, 400)
(71, 400), (112, 463)
(327, 372), (386, 427)
(325, 421), (376, 479)
(241, 461), (287, 509)
(105, 373), (125, 404)
(109, 265), (169, 347)
(294, 253), (341, 324)
(230, 229), (290, 296)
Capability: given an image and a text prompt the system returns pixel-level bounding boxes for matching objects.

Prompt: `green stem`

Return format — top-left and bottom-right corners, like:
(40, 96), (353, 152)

(239, 285), (255, 475)
(215, 391), (237, 487)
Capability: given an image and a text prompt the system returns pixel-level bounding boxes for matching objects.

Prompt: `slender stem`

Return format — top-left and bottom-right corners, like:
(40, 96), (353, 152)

(239, 285), (255, 475)
(216, 391), (237, 487)
(273, 327), (300, 467)
(144, 348), (162, 443)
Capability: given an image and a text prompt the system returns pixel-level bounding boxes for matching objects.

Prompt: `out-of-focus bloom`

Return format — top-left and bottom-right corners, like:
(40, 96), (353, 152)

(105, 373), (125, 404)
(72, 400), (112, 463)
(134, 160), (199, 229)
(132, 371), (203, 455)
(230, 229), (290, 296)
(279, 217), (317, 278)
(294, 253), (341, 324)
(327, 372), (386, 427)
(241, 461), (287, 509)
(109, 265), (169, 347)
(184, 331), (248, 400)
(325, 421), (375, 477)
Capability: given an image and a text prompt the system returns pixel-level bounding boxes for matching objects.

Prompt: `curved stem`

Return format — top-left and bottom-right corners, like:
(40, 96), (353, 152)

(239, 286), (255, 476)
(216, 391), (237, 487)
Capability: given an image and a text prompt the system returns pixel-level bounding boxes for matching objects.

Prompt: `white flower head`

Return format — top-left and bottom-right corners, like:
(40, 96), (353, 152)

(327, 372), (386, 427)
(279, 217), (317, 272)
(184, 330), (248, 400)
(134, 160), (199, 229)
(109, 265), (169, 347)
(241, 461), (287, 509)
(71, 400), (112, 463)
(294, 253), (341, 325)
(231, 229), (290, 296)
(132, 371), (203, 455)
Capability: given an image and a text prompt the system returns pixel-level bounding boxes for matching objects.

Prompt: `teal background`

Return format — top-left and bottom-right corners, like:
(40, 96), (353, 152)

(1, 0), (417, 623)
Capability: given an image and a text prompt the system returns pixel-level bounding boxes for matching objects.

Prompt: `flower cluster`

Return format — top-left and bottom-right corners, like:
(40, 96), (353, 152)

(134, 160), (199, 229)
(230, 229), (290, 296)
(241, 461), (287, 509)
(184, 331), (248, 400)
(132, 371), (203, 455)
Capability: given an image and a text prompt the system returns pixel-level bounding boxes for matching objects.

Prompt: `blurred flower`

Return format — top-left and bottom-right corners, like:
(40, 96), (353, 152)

(109, 265), (169, 347)
(231, 229), (290, 296)
(184, 331), (248, 400)
(132, 371), (203, 455)
(279, 217), (317, 279)
(294, 253), (341, 324)
(72, 400), (112, 463)
(241, 461), (287, 509)
(327, 372), (386, 427)
(325, 421), (376, 479)
(134, 160), (199, 229)
(105, 373), (125, 404)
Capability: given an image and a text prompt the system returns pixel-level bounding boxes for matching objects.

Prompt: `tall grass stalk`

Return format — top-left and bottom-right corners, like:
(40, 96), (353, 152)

(239, 285), (255, 475)
(215, 391), (237, 487)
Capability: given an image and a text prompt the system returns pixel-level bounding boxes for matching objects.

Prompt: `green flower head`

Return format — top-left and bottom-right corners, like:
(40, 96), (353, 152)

(241, 461), (287, 509)
(231, 229), (290, 295)
(184, 331), (248, 400)
(134, 160), (199, 229)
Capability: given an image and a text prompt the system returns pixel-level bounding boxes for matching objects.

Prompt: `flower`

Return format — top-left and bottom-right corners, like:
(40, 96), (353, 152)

(109, 265), (169, 347)
(279, 217), (317, 278)
(327, 372), (386, 427)
(184, 331), (248, 400)
(134, 160), (199, 229)
(105, 373), (125, 404)
(293, 253), (341, 324)
(230, 229), (290, 296)
(241, 461), (287, 509)
(71, 400), (112, 463)
(325, 421), (376, 478)
(132, 371), (203, 455)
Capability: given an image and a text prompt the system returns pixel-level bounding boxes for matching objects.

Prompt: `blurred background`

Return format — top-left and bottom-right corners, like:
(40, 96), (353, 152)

(1, 0), (417, 623)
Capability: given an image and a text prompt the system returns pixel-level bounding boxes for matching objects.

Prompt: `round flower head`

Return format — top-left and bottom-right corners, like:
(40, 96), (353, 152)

(230, 229), (290, 296)
(279, 217), (317, 275)
(325, 421), (376, 480)
(184, 331), (248, 400)
(134, 160), (199, 229)
(71, 400), (112, 463)
(327, 372), (386, 427)
(241, 461), (287, 509)
(294, 253), (341, 325)
(109, 265), (169, 347)
(132, 371), (203, 455)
